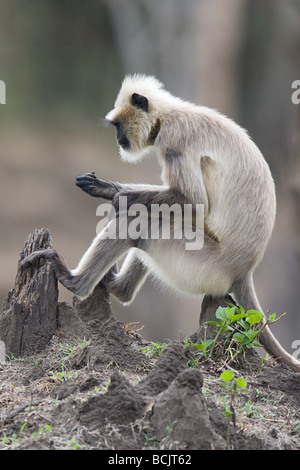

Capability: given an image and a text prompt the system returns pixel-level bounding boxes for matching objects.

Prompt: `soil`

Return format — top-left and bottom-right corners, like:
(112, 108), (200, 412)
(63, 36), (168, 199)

(1, 292), (300, 451)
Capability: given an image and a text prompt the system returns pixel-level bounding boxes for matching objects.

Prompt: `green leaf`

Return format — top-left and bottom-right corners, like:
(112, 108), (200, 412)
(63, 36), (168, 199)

(235, 305), (245, 315)
(245, 330), (259, 341)
(205, 321), (221, 326)
(226, 325), (235, 332)
(215, 307), (228, 321)
(226, 306), (236, 320)
(236, 377), (247, 388)
(269, 313), (276, 322)
(226, 302), (238, 309)
(227, 302), (244, 315)
(246, 311), (264, 326)
(230, 313), (248, 322)
(191, 339), (213, 350)
(220, 370), (234, 382)
(192, 343), (205, 351)
(245, 309), (262, 315)
(237, 319), (250, 330)
(233, 332), (246, 343)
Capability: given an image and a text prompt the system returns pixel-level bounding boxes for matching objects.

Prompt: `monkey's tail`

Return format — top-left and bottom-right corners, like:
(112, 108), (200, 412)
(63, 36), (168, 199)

(231, 275), (300, 373)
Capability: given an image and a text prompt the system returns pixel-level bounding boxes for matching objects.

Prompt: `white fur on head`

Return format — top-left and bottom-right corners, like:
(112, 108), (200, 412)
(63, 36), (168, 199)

(105, 74), (185, 123)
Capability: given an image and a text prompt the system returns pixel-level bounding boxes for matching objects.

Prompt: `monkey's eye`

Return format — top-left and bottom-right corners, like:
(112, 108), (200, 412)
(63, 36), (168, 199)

(131, 93), (148, 112)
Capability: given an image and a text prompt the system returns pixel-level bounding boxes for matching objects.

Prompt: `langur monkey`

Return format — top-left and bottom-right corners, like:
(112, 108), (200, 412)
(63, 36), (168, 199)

(21, 74), (300, 372)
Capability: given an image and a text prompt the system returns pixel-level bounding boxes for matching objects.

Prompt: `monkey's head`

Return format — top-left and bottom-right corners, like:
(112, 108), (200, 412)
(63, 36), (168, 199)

(105, 75), (173, 162)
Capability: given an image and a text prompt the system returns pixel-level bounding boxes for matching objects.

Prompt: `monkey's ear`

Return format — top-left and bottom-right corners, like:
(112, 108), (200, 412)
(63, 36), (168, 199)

(131, 93), (149, 112)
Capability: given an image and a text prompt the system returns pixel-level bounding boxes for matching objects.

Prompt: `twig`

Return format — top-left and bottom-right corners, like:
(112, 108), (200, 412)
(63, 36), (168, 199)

(2, 399), (44, 424)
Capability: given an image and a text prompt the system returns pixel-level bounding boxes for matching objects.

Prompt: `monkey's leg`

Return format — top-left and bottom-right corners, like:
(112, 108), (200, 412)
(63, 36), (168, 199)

(232, 275), (300, 372)
(106, 249), (149, 304)
(21, 219), (135, 299)
(72, 183), (183, 300)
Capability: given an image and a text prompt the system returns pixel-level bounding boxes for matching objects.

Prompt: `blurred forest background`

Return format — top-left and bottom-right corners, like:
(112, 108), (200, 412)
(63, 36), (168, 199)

(1, 0), (300, 352)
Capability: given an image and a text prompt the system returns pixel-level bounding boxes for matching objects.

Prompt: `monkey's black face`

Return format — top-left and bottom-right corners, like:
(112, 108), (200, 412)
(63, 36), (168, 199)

(113, 121), (130, 150)
(105, 88), (158, 162)
(109, 94), (149, 150)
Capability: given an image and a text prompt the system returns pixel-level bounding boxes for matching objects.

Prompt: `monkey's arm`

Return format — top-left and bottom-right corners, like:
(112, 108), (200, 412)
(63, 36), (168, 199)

(76, 172), (167, 200)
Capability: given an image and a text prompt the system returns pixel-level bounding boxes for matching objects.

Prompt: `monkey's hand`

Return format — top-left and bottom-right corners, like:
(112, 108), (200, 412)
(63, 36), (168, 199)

(76, 172), (121, 200)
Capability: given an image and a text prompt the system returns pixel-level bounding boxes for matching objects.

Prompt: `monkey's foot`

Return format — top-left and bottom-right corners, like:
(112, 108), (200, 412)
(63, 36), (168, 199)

(20, 248), (56, 268)
(20, 248), (82, 296)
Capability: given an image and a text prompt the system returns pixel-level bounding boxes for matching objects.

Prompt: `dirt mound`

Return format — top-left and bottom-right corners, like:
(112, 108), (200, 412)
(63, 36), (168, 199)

(1, 301), (300, 450)
(0, 231), (300, 450)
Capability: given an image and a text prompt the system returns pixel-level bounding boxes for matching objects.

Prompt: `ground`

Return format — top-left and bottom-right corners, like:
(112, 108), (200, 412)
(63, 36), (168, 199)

(0, 293), (300, 451)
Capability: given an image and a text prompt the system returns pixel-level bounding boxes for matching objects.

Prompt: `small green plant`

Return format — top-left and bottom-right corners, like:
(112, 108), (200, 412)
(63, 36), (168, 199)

(5, 352), (25, 363)
(183, 305), (284, 368)
(144, 432), (159, 450)
(218, 370), (247, 448)
(94, 379), (110, 394)
(0, 422), (27, 449)
(219, 370), (247, 395)
(30, 425), (52, 440)
(1, 432), (19, 448)
(141, 341), (168, 358)
(59, 338), (90, 367)
(49, 369), (78, 383)
(206, 304), (282, 364)
(188, 339), (214, 360)
(61, 438), (81, 450)
(166, 418), (175, 437)
(49, 338), (90, 383)
(183, 338), (214, 367)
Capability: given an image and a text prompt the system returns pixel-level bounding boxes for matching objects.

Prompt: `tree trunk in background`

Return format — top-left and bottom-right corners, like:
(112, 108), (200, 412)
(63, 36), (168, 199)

(239, 2), (300, 342)
(107, 0), (247, 117)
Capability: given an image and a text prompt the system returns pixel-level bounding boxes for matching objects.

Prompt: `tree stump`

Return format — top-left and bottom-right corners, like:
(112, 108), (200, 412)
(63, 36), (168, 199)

(0, 229), (59, 356)
(0, 229), (114, 359)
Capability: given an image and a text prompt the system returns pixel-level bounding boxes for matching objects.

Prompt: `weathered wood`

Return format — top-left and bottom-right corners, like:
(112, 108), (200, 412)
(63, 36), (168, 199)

(0, 229), (114, 358)
(0, 229), (59, 356)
